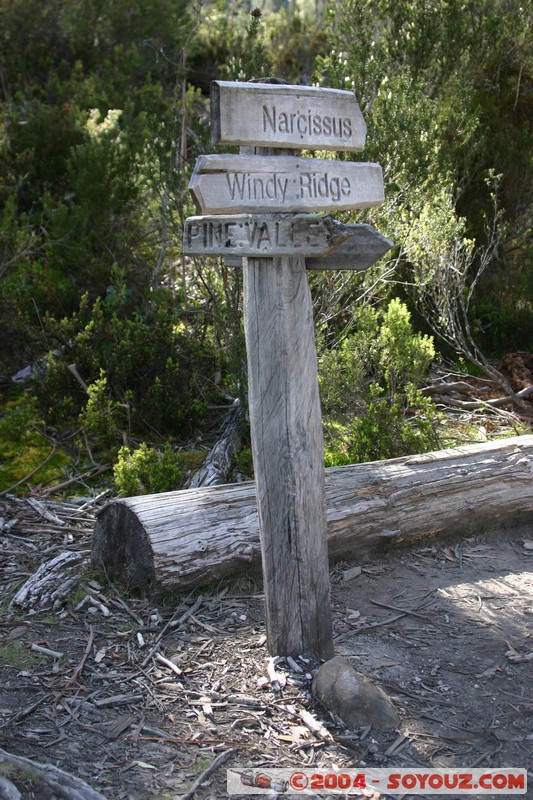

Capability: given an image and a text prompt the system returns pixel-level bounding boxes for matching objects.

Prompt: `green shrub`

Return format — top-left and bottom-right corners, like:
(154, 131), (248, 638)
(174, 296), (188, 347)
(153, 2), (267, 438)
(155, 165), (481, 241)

(78, 372), (121, 454)
(328, 384), (441, 465)
(378, 298), (435, 391)
(113, 443), (183, 496)
(36, 291), (221, 454)
(319, 299), (440, 464)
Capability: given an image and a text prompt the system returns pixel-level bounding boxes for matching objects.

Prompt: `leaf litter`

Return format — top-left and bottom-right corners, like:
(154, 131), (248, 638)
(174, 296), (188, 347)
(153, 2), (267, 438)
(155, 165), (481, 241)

(0, 493), (532, 799)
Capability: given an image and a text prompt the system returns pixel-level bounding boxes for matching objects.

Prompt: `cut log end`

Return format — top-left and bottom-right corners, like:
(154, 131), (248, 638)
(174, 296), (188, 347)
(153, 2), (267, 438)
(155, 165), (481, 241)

(92, 501), (156, 596)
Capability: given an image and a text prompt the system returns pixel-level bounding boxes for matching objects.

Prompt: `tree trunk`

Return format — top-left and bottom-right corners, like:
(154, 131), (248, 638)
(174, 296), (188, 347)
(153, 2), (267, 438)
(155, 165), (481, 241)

(91, 435), (533, 597)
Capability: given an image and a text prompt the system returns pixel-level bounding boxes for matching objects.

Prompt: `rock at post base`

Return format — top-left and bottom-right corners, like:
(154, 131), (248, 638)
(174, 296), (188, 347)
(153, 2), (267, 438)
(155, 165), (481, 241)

(312, 656), (400, 732)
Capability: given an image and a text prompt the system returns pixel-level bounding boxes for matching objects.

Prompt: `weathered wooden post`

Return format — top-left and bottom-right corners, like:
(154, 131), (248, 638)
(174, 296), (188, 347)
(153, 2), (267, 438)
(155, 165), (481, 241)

(185, 81), (390, 658)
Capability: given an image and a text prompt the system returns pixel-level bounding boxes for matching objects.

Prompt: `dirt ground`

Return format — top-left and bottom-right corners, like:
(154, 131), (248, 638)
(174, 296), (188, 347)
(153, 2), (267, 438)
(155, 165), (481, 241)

(0, 494), (532, 800)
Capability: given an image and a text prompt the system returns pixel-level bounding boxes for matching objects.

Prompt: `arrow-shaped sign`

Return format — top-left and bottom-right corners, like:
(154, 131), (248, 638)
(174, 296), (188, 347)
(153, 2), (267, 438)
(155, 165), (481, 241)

(306, 223), (393, 270)
(189, 154), (384, 215)
(211, 81), (367, 152)
(223, 224), (393, 271)
(184, 213), (353, 258)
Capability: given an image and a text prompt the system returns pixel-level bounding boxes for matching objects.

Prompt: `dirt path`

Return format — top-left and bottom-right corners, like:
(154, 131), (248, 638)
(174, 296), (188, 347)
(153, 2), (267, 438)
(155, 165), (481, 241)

(0, 496), (531, 799)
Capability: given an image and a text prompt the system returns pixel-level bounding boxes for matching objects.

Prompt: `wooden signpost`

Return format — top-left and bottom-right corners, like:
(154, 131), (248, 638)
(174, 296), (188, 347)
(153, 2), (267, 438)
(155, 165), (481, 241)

(185, 80), (392, 659)
(223, 223), (393, 270)
(189, 154), (384, 214)
(211, 81), (367, 151)
(184, 213), (352, 258)
(305, 223), (393, 271)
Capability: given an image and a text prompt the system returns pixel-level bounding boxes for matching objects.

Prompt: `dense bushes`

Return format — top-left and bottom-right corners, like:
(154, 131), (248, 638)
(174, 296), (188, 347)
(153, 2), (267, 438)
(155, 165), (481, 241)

(319, 300), (440, 464)
(37, 290), (222, 444)
(0, 0), (219, 475)
(314, 0), (532, 356)
(113, 442), (195, 495)
(0, 0), (531, 493)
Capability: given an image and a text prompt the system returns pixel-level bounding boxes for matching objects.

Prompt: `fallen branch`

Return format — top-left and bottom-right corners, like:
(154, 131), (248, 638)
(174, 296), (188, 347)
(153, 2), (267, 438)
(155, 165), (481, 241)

(422, 380), (492, 396)
(140, 595), (204, 668)
(297, 708), (335, 743)
(369, 598), (448, 632)
(175, 748), (235, 800)
(31, 643), (64, 660)
(0, 747), (109, 800)
(9, 550), (89, 612)
(26, 496), (65, 525)
(188, 399), (242, 488)
(155, 652), (183, 676)
(64, 627), (95, 688)
(39, 464), (111, 495)
(428, 384), (533, 414)
(0, 445), (57, 498)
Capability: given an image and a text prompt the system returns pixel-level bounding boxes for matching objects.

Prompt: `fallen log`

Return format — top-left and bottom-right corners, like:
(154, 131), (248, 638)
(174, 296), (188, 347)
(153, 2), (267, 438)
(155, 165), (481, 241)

(91, 436), (533, 596)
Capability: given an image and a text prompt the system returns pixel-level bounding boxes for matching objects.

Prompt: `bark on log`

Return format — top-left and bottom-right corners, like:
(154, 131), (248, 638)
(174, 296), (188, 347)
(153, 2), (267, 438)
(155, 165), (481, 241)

(9, 550), (89, 612)
(188, 399), (242, 488)
(91, 435), (533, 596)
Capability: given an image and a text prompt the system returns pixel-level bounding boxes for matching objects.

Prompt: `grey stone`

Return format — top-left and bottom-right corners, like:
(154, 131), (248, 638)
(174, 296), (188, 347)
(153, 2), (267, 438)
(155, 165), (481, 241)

(312, 656), (400, 732)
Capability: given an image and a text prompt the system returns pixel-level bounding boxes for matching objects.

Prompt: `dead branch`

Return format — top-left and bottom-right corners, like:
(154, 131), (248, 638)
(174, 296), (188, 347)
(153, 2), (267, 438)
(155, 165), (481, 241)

(175, 748), (235, 800)
(0, 445), (57, 498)
(188, 399), (242, 488)
(0, 747), (109, 800)
(9, 550), (89, 612)
(422, 381), (492, 396)
(39, 464), (111, 495)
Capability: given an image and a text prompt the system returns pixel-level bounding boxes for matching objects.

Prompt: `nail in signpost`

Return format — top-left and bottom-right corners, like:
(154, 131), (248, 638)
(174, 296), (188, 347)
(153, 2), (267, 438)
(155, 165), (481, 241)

(186, 81), (392, 659)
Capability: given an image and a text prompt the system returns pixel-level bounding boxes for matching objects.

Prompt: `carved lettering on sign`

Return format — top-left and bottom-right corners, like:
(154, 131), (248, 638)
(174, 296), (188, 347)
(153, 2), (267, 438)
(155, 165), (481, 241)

(298, 172), (352, 201)
(223, 171), (354, 204)
(225, 173), (290, 204)
(211, 81), (367, 151)
(189, 155), (384, 214)
(184, 214), (351, 257)
(261, 105), (353, 142)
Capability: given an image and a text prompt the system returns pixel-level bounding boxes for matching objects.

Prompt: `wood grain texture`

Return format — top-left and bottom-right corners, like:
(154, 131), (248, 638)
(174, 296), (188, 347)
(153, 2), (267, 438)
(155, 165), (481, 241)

(92, 434), (533, 594)
(305, 223), (393, 270)
(210, 80), (367, 151)
(188, 154), (384, 214)
(243, 254), (334, 658)
(224, 223), (394, 270)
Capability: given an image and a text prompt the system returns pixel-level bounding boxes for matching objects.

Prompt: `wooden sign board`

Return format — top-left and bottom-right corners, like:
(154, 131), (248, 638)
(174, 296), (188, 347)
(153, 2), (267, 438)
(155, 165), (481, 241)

(224, 224), (393, 270)
(184, 213), (352, 257)
(189, 154), (384, 215)
(211, 81), (367, 152)
(306, 223), (393, 270)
